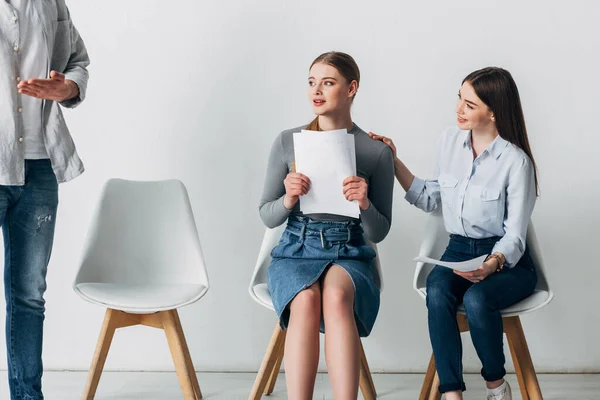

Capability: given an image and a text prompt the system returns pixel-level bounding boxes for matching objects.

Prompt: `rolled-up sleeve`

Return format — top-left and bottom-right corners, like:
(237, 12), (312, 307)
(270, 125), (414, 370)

(491, 156), (536, 266)
(404, 175), (442, 213)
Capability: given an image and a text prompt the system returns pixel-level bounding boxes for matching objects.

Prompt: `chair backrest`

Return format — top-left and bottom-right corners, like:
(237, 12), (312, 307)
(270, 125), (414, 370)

(249, 223), (383, 302)
(413, 212), (551, 296)
(74, 179), (208, 288)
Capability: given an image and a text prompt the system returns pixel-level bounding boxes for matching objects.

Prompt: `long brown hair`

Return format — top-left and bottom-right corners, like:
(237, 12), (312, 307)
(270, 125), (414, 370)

(464, 67), (539, 195)
(306, 51), (360, 131)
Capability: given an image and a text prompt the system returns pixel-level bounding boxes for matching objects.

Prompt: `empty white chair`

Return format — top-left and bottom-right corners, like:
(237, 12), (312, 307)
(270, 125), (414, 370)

(413, 213), (554, 400)
(248, 223), (382, 400)
(73, 179), (209, 400)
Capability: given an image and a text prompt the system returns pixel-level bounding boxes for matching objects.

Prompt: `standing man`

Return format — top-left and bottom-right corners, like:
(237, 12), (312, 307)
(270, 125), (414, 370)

(1, 0), (89, 398)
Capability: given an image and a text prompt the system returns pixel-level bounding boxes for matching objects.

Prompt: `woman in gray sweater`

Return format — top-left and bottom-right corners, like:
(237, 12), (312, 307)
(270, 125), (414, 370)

(259, 51), (394, 399)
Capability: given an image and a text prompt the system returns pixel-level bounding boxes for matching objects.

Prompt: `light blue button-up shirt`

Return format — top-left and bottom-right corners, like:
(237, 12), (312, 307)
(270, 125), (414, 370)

(405, 127), (536, 267)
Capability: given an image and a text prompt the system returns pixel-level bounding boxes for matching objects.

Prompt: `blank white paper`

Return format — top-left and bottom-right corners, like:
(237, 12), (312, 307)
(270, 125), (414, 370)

(413, 254), (488, 272)
(293, 129), (359, 218)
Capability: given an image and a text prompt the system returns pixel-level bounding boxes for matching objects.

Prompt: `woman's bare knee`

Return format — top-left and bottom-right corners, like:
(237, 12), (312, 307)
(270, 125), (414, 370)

(322, 266), (354, 318)
(290, 283), (321, 318)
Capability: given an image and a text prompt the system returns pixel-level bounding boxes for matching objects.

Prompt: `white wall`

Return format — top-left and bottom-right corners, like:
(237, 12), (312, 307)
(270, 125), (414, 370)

(1, 0), (599, 375)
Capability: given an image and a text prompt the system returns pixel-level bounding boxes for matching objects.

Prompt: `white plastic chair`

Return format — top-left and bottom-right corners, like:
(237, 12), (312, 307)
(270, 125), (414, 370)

(248, 223), (382, 400)
(73, 179), (208, 400)
(413, 213), (554, 400)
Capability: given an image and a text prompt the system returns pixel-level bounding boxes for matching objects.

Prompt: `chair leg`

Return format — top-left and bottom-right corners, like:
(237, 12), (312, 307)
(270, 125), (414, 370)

(172, 310), (203, 399)
(82, 309), (137, 400)
(162, 310), (202, 399)
(429, 371), (442, 400)
(264, 329), (286, 394)
(419, 353), (437, 400)
(249, 324), (287, 400)
(505, 317), (529, 400)
(359, 364), (376, 400)
(359, 339), (377, 399)
(504, 316), (542, 400)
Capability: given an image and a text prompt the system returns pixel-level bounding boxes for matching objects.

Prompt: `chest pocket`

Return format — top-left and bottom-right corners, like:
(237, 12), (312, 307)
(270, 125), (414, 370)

(478, 187), (503, 222)
(438, 174), (458, 209)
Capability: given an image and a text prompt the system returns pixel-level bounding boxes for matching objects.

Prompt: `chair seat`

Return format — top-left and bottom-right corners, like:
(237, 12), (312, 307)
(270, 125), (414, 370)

(252, 283), (275, 311)
(75, 283), (207, 313)
(417, 288), (551, 317)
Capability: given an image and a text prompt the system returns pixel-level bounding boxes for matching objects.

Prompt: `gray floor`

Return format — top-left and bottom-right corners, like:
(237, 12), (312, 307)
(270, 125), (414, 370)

(1, 371), (599, 399)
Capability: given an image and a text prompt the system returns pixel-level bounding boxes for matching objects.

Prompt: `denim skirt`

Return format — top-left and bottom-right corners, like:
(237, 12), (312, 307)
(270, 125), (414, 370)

(267, 215), (380, 337)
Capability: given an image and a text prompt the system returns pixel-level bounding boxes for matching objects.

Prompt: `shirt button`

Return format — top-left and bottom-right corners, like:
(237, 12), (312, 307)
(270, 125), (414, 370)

(13, 16), (18, 22)
(18, 137), (23, 143)
(17, 107), (22, 113)
(16, 77), (21, 82)
(13, 46), (19, 52)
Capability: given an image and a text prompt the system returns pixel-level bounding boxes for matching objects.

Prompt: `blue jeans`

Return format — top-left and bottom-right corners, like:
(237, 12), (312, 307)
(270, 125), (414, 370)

(426, 234), (537, 393)
(1, 160), (58, 400)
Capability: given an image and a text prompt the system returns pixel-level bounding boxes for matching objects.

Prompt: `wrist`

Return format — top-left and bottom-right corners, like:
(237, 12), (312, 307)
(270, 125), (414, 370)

(283, 195), (297, 210)
(486, 253), (505, 272)
(359, 199), (370, 211)
(63, 80), (79, 101)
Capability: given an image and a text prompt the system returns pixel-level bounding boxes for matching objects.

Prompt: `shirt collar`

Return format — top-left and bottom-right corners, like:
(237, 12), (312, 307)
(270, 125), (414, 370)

(463, 130), (509, 159)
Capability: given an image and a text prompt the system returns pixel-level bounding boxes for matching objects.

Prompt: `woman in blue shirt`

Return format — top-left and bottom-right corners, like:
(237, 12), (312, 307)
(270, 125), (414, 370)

(370, 67), (538, 400)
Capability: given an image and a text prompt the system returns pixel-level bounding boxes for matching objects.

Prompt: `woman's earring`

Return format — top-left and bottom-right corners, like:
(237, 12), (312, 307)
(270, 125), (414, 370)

(491, 116), (496, 122)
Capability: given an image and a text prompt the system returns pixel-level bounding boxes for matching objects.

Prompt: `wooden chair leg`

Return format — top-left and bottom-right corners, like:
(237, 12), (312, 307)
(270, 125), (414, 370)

(512, 317), (543, 400)
(504, 316), (542, 400)
(419, 353), (437, 400)
(82, 309), (123, 399)
(359, 363), (376, 400)
(162, 310), (201, 399)
(172, 310), (203, 399)
(505, 317), (529, 400)
(82, 309), (202, 400)
(429, 371), (442, 400)
(264, 329), (286, 394)
(249, 324), (287, 400)
(359, 340), (377, 398)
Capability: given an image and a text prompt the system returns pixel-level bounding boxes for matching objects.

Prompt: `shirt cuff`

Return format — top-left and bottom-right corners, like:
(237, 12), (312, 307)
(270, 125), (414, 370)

(61, 71), (87, 108)
(491, 241), (520, 268)
(405, 176), (425, 205)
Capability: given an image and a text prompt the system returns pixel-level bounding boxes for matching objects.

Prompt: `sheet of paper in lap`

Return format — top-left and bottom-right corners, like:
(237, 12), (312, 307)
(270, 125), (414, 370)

(413, 254), (488, 272)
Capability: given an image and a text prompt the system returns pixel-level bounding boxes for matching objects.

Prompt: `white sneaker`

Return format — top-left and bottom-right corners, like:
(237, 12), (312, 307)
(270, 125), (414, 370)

(486, 380), (512, 400)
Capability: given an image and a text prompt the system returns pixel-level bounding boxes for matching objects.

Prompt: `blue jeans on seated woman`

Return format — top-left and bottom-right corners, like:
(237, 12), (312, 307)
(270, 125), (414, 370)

(426, 234), (537, 393)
